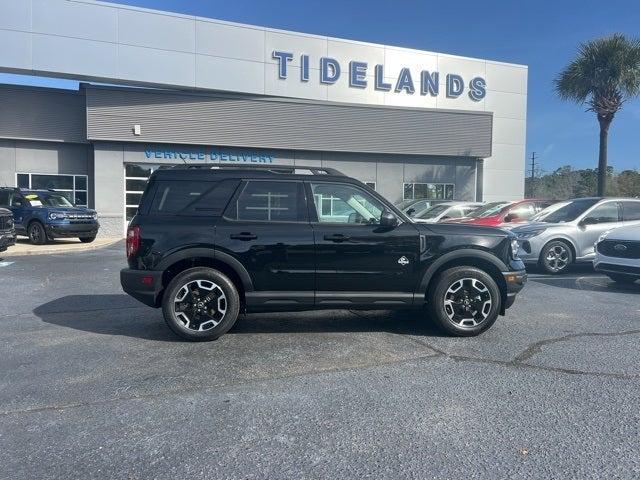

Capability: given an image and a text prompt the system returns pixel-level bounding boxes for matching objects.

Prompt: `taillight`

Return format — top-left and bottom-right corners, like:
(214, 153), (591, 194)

(126, 225), (141, 258)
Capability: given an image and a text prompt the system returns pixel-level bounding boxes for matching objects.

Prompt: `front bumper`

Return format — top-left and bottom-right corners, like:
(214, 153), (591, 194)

(0, 230), (16, 251)
(45, 222), (100, 238)
(120, 268), (164, 308)
(516, 236), (547, 263)
(502, 269), (527, 309)
(594, 253), (640, 279)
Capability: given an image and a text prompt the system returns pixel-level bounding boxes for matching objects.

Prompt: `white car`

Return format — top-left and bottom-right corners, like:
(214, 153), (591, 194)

(412, 202), (484, 224)
(594, 224), (640, 284)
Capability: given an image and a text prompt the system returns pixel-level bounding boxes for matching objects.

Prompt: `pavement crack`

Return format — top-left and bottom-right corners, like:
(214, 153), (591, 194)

(513, 329), (640, 364)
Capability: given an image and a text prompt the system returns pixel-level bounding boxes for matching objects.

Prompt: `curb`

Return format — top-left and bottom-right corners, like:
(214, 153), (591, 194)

(2, 238), (123, 257)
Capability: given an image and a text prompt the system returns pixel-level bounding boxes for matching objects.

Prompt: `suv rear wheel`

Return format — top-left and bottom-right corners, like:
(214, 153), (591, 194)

(161, 267), (240, 341)
(28, 221), (47, 245)
(427, 266), (501, 336)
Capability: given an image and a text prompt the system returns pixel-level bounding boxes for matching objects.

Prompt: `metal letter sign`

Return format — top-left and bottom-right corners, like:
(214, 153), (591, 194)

(272, 51), (487, 101)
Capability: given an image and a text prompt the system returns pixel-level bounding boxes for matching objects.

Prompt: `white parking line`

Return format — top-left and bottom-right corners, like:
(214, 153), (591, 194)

(528, 275), (608, 280)
(0, 261), (15, 267)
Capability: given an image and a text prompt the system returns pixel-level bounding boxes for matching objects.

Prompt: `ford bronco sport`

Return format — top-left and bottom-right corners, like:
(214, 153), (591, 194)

(121, 165), (526, 341)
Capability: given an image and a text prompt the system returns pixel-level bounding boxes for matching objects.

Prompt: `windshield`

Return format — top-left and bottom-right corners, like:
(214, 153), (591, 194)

(531, 202), (569, 222)
(467, 202), (512, 218)
(416, 204), (450, 219)
(397, 200), (416, 210)
(539, 198), (601, 223)
(24, 192), (74, 208)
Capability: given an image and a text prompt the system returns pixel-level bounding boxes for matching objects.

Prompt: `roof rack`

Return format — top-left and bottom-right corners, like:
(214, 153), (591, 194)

(158, 164), (344, 176)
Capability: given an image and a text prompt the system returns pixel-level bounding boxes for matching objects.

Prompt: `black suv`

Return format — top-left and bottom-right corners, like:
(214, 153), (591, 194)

(121, 165), (526, 341)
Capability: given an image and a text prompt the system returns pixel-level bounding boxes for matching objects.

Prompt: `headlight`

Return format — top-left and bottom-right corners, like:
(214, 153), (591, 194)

(91, 212), (98, 220)
(596, 231), (611, 245)
(516, 229), (546, 239)
(510, 239), (519, 258)
(48, 212), (66, 220)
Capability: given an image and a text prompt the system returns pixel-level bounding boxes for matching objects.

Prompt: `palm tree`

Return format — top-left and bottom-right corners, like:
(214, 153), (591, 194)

(555, 34), (640, 196)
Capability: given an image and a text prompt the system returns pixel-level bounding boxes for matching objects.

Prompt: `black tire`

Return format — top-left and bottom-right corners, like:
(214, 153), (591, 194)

(427, 266), (502, 337)
(161, 267), (240, 341)
(28, 221), (47, 245)
(607, 273), (637, 284)
(539, 240), (573, 274)
(79, 236), (96, 243)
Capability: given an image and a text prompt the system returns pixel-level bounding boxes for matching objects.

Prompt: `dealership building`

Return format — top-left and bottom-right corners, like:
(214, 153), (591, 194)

(0, 0), (527, 236)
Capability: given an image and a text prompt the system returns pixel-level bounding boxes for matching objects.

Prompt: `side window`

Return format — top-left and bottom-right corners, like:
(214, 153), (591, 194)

(0, 192), (9, 207)
(230, 181), (305, 222)
(622, 201), (640, 221)
(585, 202), (620, 223)
(448, 207), (464, 219)
(151, 180), (239, 216)
(311, 183), (385, 224)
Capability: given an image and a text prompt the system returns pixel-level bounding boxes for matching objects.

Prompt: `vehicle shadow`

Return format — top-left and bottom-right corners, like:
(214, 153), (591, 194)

(529, 275), (640, 294)
(33, 294), (181, 342)
(33, 294), (446, 340)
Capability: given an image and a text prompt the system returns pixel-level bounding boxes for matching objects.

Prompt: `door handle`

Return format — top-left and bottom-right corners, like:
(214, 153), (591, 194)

(324, 234), (350, 242)
(230, 232), (257, 241)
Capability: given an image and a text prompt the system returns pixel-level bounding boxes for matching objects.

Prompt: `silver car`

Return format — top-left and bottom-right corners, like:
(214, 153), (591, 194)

(512, 197), (640, 274)
(412, 201), (484, 223)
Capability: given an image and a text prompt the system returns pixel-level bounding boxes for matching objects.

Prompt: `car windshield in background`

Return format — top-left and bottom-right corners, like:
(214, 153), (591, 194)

(417, 204), (449, 219)
(398, 199), (418, 210)
(531, 201), (570, 221)
(539, 198), (601, 223)
(467, 202), (512, 218)
(25, 193), (74, 208)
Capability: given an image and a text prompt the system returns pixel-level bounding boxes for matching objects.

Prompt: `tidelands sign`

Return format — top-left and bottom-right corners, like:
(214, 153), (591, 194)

(272, 50), (487, 101)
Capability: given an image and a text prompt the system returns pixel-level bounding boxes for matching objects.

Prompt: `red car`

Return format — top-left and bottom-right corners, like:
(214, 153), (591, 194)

(445, 199), (554, 227)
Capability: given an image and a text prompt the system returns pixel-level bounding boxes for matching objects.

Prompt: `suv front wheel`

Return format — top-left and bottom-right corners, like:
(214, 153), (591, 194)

(428, 266), (501, 336)
(162, 267), (240, 341)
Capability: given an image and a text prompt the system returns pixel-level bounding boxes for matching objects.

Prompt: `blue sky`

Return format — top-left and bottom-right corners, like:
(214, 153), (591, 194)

(3, 0), (640, 173)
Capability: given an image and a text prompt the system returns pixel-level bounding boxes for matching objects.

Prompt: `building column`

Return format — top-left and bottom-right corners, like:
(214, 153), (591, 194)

(93, 143), (125, 237)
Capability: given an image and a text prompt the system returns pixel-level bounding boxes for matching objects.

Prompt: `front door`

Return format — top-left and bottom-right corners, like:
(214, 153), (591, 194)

(216, 180), (315, 309)
(576, 201), (622, 258)
(308, 182), (420, 306)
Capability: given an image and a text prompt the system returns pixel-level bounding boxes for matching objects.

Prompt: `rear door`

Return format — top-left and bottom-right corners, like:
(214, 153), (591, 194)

(216, 180), (315, 308)
(308, 181), (420, 305)
(621, 200), (640, 226)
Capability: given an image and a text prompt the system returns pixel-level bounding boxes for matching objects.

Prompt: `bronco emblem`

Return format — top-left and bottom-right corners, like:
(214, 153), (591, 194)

(397, 256), (410, 266)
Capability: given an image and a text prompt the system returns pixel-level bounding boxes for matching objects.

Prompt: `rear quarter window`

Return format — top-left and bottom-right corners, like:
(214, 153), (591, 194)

(149, 180), (239, 216)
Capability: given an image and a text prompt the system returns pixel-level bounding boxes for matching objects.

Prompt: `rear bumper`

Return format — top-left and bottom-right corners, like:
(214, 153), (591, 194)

(503, 269), (527, 309)
(46, 222), (100, 238)
(120, 268), (163, 308)
(0, 230), (16, 251)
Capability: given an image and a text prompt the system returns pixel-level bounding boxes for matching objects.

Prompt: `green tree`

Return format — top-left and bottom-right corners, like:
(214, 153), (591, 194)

(554, 34), (640, 196)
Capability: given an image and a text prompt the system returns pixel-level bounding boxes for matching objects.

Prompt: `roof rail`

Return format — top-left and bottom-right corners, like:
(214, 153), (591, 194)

(157, 163), (344, 176)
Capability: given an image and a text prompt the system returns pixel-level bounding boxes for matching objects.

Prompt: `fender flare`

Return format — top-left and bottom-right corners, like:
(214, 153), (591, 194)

(156, 248), (254, 292)
(418, 248), (509, 293)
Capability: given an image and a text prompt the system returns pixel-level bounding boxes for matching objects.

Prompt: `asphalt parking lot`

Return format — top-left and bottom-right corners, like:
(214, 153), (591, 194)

(1, 242), (639, 479)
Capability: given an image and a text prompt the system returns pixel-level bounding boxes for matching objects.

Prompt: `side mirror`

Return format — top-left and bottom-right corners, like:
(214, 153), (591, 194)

(581, 217), (598, 226)
(380, 210), (398, 228)
(406, 208), (416, 217)
(504, 213), (517, 223)
(440, 216), (451, 222)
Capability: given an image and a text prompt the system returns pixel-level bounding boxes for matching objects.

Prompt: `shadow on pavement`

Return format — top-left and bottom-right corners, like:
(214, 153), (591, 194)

(530, 275), (640, 294)
(33, 294), (446, 339)
(33, 294), (180, 342)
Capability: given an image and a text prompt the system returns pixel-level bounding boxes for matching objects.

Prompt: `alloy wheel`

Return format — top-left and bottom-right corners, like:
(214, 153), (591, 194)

(443, 278), (493, 328)
(545, 245), (569, 273)
(173, 279), (227, 332)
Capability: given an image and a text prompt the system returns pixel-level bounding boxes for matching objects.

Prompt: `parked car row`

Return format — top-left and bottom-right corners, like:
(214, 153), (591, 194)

(0, 187), (100, 246)
(396, 196), (640, 279)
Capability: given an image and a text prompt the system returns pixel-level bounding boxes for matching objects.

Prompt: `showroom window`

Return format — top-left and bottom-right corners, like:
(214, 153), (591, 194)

(403, 183), (454, 201)
(125, 164), (158, 221)
(16, 173), (89, 207)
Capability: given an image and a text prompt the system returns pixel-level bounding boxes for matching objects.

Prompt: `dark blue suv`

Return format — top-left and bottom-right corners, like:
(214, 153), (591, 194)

(0, 188), (100, 245)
